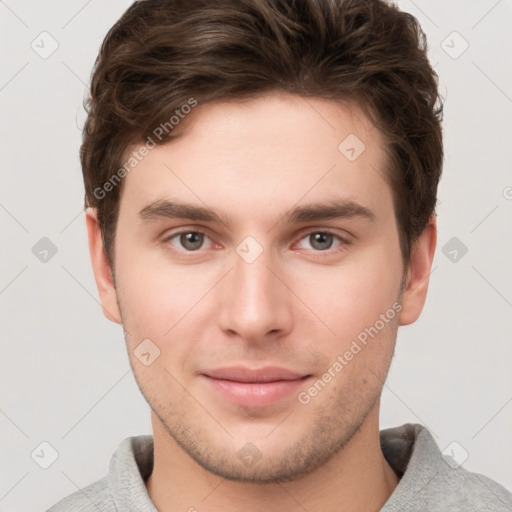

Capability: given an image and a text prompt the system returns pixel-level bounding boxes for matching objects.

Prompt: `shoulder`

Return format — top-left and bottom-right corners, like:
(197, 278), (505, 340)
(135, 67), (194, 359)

(46, 434), (154, 512)
(449, 468), (512, 511)
(409, 463), (512, 511)
(381, 423), (512, 512)
(46, 476), (114, 512)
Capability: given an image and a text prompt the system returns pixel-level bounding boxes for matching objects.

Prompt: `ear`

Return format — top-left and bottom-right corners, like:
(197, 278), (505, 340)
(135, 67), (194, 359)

(399, 215), (437, 326)
(85, 207), (122, 324)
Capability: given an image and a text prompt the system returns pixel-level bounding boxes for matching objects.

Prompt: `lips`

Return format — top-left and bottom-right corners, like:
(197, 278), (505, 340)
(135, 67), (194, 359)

(203, 366), (307, 383)
(201, 366), (311, 408)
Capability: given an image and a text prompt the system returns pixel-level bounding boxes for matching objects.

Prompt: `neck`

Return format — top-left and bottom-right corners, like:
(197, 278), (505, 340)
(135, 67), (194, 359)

(145, 403), (400, 512)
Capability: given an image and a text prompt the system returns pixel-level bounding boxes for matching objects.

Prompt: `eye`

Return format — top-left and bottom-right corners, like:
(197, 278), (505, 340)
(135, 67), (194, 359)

(166, 231), (211, 251)
(296, 231), (345, 251)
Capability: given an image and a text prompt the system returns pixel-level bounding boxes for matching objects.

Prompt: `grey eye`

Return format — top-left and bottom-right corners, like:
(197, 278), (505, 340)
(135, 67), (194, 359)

(309, 232), (334, 250)
(179, 232), (204, 250)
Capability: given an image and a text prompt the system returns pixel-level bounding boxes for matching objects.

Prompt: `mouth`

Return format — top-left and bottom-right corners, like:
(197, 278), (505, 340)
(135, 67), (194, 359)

(201, 366), (311, 408)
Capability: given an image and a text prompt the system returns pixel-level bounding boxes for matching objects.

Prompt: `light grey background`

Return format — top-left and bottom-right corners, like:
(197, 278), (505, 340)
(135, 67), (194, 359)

(1, 1), (511, 510)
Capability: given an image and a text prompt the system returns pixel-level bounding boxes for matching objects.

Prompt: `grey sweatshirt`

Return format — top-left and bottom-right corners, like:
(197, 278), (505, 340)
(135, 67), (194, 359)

(47, 423), (512, 511)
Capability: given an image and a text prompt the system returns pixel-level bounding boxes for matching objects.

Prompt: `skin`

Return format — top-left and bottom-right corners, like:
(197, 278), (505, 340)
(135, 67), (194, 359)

(87, 91), (436, 512)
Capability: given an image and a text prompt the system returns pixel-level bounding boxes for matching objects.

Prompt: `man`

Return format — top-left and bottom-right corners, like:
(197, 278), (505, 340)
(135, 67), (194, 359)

(48, 0), (512, 510)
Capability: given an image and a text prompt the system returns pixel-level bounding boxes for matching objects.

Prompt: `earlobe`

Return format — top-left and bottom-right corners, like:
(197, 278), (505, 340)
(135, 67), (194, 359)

(85, 207), (122, 324)
(399, 215), (437, 326)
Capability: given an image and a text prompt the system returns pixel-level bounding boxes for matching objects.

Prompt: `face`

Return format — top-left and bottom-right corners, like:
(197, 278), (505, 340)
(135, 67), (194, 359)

(88, 91), (435, 483)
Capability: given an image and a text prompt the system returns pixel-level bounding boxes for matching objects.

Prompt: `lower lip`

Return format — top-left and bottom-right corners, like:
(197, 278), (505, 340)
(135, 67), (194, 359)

(203, 376), (309, 408)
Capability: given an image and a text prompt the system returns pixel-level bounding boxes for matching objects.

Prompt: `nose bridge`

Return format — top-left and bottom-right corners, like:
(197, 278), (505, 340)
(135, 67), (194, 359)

(234, 252), (274, 305)
(217, 244), (292, 341)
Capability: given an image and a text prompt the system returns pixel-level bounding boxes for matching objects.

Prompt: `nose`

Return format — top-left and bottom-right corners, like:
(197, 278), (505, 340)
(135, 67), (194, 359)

(216, 245), (294, 344)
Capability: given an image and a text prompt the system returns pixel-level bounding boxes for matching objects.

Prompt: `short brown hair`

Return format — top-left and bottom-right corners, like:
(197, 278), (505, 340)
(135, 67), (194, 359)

(81, 0), (443, 265)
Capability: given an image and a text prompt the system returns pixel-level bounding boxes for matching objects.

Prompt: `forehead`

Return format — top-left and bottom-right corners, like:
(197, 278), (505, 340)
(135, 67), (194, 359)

(119, 92), (393, 225)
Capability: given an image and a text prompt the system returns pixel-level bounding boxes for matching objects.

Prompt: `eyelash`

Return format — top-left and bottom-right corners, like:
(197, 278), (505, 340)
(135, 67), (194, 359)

(163, 228), (350, 254)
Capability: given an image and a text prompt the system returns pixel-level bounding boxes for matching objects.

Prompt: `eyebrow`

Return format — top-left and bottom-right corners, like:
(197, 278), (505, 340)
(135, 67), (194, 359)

(284, 200), (376, 224)
(139, 200), (228, 224)
(138, 198), (376, 225)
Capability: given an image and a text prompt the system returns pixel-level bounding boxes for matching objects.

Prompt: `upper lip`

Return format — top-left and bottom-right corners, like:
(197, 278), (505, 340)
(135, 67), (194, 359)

(203, 366), (308, 383)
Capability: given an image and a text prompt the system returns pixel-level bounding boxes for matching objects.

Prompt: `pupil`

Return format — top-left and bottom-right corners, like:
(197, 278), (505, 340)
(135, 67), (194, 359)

(311, 232), (333, 250)
(181, 232), (203, 250)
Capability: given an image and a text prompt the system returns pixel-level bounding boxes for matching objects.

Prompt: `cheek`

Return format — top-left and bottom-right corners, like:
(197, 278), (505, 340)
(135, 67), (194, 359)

(291, 251), (402, 341)
(113, 223), (228, 375)
(114, 243), (223, 358)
